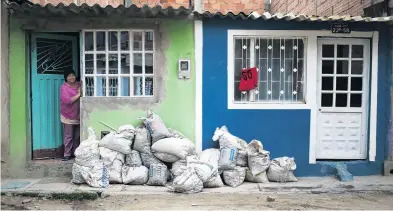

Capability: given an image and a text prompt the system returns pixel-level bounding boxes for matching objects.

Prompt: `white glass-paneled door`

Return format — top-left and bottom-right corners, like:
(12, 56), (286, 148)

(316, 38), (370, 160)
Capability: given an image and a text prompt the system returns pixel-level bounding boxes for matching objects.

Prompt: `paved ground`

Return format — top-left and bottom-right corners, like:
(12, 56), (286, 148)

(2, 192), (393, 210)
(1, 176), (393, 210)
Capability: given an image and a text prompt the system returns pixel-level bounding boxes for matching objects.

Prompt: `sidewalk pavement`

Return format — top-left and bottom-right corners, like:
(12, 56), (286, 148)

(1, 176), (393, 199)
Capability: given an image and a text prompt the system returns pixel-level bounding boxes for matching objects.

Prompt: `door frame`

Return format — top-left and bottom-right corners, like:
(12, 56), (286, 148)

(306, 31), (379, 164)
(30, 32), (78, 159)
(315, 38), (371, 160)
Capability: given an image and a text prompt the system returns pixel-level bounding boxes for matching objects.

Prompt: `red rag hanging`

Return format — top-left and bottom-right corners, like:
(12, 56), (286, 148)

(238, 67), (258, 91)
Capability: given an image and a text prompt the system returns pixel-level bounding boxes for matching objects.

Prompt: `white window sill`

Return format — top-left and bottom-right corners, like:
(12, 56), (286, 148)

(228, 103), (311, 110)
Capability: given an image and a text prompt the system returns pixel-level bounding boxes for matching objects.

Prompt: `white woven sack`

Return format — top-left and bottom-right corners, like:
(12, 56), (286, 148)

(223, 166), (246, 188)
(99, 147), (125, 166)
(203, 171), (224, 188)
(125, 150), (143, 166)
(107, 159), (123, 184)
(267, 157), (298, 183)
(245, 168), (269, 183)
(153, 152), (180, 163)
(167, 167), (203, 193)
(122, 165), (149, 185)
(140, 110), (171, 144)
(71, 163), (90, 184)
(84, 160), (109, 188)
(212, 126), (242, 149)
(99, 132), (133, 154)
(218, 148), (238, 170)
(133, 125), (152, 154)
(151, 137), (196, 160)
(140, 152), (165, 168)
(200, 148), (220, 170)
(74, 128), (100, 167)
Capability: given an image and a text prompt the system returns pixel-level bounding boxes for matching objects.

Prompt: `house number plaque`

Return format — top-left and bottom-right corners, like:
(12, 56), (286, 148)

(331, 23), (351, 34)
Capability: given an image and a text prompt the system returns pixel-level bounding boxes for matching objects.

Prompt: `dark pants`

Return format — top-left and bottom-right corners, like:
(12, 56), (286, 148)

(63, 124), (80, 157)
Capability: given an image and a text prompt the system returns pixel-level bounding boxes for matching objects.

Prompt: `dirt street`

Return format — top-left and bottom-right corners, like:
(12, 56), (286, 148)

(2, 192), (393, 210)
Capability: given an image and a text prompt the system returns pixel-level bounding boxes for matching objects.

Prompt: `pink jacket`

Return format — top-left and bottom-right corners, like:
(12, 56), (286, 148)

(60, 82), (80, 120)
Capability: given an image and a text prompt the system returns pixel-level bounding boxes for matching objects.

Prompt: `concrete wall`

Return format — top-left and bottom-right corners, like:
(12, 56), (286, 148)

(202, 18), (392, 176)
(81, 20), (196, 142)
(271, 0), (372, 16)
(1, 2), (10, 177)
(7, 17), (195, 178)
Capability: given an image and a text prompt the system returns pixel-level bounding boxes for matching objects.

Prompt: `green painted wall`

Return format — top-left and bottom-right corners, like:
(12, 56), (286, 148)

(9, 19), (28, 173)
(86, 21), (196, 141)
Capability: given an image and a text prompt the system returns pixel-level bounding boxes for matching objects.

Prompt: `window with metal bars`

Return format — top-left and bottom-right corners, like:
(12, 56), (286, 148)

(82, 30), (154, 97)
(233, 36), (307, 103)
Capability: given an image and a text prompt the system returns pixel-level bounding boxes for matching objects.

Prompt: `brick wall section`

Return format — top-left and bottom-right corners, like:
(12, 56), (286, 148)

(271, 0), (372, 16)
(203, 0), (265, 14)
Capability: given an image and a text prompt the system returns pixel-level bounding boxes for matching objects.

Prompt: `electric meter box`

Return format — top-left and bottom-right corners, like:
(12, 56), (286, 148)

(178, 59), (191, 79)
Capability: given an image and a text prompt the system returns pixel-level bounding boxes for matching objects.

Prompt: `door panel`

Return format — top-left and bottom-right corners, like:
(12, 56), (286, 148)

(31, 33), (78, 159)
(316, 39), (369, 160)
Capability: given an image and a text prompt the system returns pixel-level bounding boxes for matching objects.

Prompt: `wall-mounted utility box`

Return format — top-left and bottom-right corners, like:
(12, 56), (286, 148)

(178, 59), (191, 79)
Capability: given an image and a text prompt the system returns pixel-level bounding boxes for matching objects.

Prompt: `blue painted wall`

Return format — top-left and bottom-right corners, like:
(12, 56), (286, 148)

(202, 18), (392, 177)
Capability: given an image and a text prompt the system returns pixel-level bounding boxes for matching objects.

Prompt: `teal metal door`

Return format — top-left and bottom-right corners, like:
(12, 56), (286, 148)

(31, 33), (78, 159)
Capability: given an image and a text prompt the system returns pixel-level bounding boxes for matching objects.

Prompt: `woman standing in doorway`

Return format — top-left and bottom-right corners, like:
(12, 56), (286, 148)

(60, 69), (81, 161)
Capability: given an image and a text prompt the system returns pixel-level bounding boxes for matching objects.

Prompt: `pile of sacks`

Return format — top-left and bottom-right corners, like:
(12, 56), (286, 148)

(212, 126), (298, 188)
(71, 111), (298, 193)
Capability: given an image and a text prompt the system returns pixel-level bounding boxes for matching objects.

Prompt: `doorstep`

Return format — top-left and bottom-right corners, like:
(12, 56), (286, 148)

(1, 176), (393, 198)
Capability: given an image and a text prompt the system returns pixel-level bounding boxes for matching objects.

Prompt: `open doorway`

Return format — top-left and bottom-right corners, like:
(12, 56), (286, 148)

(30, 32), (80, 160)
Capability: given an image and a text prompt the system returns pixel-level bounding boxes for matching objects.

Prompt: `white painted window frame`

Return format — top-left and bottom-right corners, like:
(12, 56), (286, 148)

(227, 30), (379, 163)
(228, 30), (310, 110)
(81, 29), (155, 97)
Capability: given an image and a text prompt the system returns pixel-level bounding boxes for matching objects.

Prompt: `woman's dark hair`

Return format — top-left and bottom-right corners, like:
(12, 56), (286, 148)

(64, 69), (76, 82)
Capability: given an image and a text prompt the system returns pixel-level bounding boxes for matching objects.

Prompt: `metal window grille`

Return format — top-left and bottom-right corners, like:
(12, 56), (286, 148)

(233, 36), (307, 103)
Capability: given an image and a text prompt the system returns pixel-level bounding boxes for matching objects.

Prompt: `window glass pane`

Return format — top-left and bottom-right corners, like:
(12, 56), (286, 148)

(133, 53), (142, 74)
(84, 54), (93, 74)
(322, 77), (333, 90)
(258, 39), (268, 58)
(133, 76), (143, 96)
(84, 77), (94, 96)
(145, 31), (153, 51)
(350, 94), (362, 107)
(234, 82), (241, 101)
(145, 53), (153, 74)
(297, 39), (304, 58)
(109, 31), (118, 51)
(351, 61), (363, 75)
(96, 76), (106, 96)
(121, 54), (130, 74)
(145, 77), (153, 96)
(337, 45), (349, 58)
(336, 77), (348, 91)
(321, 93), (333, 107)
(120, 77), (130, 96)
(108, 77), (118, 96)
(284, 39), (293, 58)
(322, 45), (334, 57)
(108, 54), (118, 74)
(96, 54), (106, 74)
(133, 32), (142, 51)
(336, 93), (348, 107)
(322, 60), (334, 74)
(84, 32), (93, 51)
(352, 45), (363, 58)
(272, 39), (280, 59)
(96, 31), (106, 51)
(121, 31), (129, 51)
(337, 60), (349, 74)
(351, 77), (362, 91)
